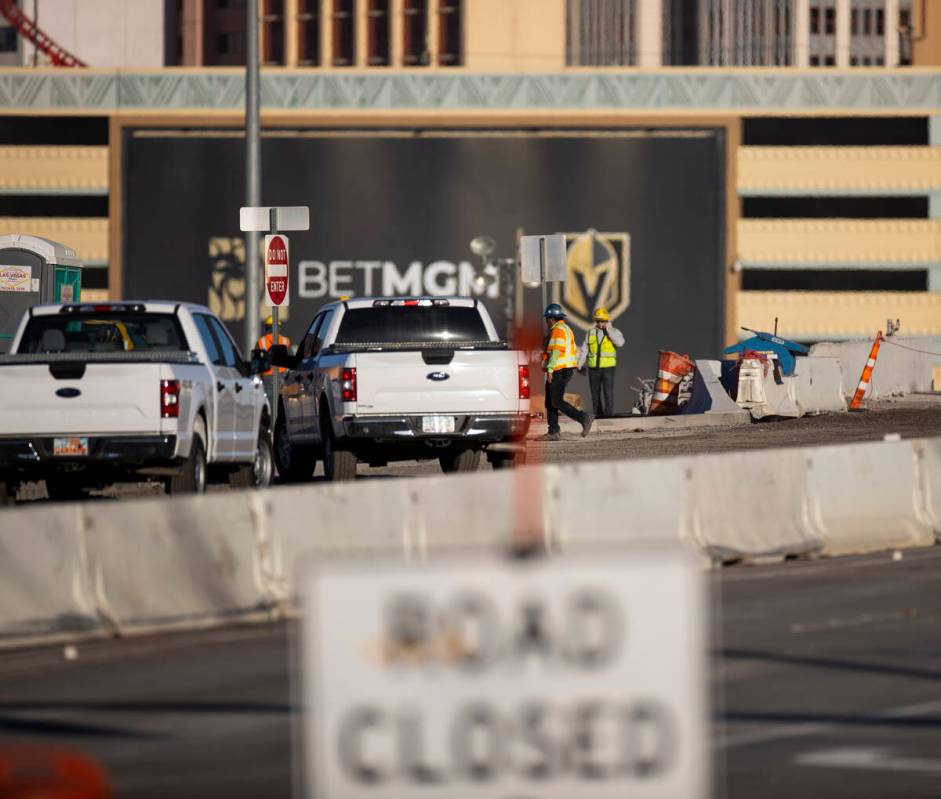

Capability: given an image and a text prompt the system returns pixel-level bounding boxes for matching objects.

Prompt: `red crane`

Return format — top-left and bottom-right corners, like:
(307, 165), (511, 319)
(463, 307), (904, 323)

(0, 0), (86, 67)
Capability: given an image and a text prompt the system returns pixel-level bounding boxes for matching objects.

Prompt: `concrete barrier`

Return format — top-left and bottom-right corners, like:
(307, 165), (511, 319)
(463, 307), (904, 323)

(547, 458), (687, 549)
(270, 470), (518, 598)
(682, 360), (749, 416)
(806, 440), (937, 556)
(809, 337), (940, 398)
(789, 357), (847, 416)
(1, 436), (938, 649)
(0, 504), (102, 645)
(917, 438), (941, 544)
(81, 492), (274, 633)
(682, 448), (821, 562)
(735, 358), (801, 420)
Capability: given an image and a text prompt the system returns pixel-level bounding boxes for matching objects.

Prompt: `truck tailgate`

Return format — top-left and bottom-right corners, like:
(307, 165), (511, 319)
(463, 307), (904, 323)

(352, 350), (522, 414)
(0, 363), (163, 436)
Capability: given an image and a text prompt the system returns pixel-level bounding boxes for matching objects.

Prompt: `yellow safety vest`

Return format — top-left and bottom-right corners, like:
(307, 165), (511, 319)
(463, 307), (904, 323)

(543, 321), (579, 371)
(587, 328), (617, 368)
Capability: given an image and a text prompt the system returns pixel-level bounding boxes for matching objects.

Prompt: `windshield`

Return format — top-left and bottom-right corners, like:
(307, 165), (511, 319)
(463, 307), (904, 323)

(335, 306), (491, 344)
(18, 313), (188, 354)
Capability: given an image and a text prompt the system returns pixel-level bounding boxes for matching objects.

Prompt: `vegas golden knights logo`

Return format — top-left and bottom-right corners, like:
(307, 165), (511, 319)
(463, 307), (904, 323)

(552, 231), (631, 332)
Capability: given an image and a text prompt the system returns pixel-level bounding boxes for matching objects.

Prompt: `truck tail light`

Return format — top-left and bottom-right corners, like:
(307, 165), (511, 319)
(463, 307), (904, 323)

(341, 368), (357, 402)
(518, 365), (530, 399)
(160, 379), (181, 418)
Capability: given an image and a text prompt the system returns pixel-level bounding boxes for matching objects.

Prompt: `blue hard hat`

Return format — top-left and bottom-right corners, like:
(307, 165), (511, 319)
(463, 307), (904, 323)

(544, 303), (565, 319)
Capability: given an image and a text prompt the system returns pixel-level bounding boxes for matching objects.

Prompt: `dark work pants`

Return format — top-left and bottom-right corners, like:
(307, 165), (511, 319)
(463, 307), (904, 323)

(546, 367), (587, 434)
(588, 367), (616, 417)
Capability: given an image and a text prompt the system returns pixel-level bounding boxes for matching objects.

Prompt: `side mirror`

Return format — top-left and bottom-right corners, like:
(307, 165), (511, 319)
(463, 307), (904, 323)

(249, 347), (270, 375)
(269, 343), (298, 370)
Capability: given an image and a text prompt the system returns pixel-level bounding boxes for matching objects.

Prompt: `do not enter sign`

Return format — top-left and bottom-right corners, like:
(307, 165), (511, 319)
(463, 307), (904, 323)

(265, 234), (290, 307)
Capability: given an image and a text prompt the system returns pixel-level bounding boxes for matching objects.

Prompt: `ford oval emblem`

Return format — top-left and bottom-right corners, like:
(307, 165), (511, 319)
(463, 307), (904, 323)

(427, 371), (450, 382)
(55, 387), (81, 399)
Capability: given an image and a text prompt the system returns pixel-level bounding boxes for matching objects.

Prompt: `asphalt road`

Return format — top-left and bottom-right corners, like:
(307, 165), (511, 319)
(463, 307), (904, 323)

(1, 548), (940, 797)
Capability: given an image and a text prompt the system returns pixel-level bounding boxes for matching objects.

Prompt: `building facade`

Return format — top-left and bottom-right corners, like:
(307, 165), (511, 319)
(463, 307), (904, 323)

(0, 0), (937, 353)
(0, 1), (932, 70)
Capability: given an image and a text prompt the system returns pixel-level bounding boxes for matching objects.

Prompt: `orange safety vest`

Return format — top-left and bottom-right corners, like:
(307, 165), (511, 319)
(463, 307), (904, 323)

(256, 332), (291, 376)
(542, 320), (579, 372)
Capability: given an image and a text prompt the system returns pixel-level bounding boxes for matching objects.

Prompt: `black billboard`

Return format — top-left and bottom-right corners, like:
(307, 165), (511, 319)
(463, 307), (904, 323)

(123, 129), (725, 415)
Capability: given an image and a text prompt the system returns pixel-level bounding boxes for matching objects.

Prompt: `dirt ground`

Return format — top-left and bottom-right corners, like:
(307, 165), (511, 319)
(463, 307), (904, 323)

(374, 395), (941, 477)
(529, 399), (941, 464)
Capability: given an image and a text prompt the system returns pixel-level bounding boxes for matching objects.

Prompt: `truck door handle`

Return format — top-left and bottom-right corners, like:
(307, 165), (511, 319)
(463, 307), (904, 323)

(234, 382), (244, 393)
(216, 380), (226, 392)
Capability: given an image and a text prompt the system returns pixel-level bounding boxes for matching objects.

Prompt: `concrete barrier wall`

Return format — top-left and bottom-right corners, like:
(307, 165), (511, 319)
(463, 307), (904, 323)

(807, 442), (937, 556)
(1, 437), (938, 649)
(919, 439), (941, 544)
(82, 493), (272, 633)
(0, 505), (102, 645)
(809, 337), (940, 398)
(682, 360), (748, 416)
(789, 357), (847, 415)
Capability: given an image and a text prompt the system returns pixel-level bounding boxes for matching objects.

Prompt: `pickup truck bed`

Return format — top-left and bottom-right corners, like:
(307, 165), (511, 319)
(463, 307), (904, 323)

(0, 301), (273, 504)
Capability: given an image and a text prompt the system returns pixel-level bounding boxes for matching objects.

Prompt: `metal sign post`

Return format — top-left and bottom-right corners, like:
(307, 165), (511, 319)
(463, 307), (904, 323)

(244, 0), (261, 356)
(240, 205), (310, 431)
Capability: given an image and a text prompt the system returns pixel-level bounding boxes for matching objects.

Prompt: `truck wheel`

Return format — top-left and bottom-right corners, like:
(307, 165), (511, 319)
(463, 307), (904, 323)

(166, 421), (207, 495)
(490, 449), (527, 470)
(323, 426), (357, 481)
(439, 449), (481, 474)
(274, 415), (314, 483)
(0, 481), (14, 506)
(230, 427), (274, 490)
(45, 478), (86, 502)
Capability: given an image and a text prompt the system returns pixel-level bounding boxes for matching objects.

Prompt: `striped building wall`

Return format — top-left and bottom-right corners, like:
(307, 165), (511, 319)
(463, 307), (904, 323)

(0, 68), (937, 337)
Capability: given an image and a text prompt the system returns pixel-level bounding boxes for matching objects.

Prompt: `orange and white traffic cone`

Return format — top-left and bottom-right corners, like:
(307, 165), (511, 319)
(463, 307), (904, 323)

(648, 351), (695, 415)
(848, 332), (883, 410)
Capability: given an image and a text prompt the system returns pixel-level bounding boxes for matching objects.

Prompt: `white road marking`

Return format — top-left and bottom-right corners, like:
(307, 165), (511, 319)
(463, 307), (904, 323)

(789, 608), (919, 634)
(796, 747), (941, 774)
(716, 698), (941, 750)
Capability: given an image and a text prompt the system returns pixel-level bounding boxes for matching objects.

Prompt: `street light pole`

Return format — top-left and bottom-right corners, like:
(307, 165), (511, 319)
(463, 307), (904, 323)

(244, 0), (261, 353)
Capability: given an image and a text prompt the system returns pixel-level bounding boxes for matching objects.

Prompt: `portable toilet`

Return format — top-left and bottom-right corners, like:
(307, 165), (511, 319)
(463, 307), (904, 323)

(0, 234), (83, 353)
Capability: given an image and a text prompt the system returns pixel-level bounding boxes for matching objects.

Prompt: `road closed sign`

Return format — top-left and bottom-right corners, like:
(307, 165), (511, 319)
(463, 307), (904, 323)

(300, 548), (708, 798)
(265, 234), (290, 306)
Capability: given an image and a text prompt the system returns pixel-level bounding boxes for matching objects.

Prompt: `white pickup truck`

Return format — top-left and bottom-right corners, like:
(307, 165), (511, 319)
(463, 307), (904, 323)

(270, 297), (531, 481)
(0, 301), (273, 504)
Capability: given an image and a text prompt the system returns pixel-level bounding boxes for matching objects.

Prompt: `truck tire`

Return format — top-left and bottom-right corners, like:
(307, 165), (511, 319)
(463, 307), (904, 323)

(230, 426), (274, 490)
(45, 478), (86, 502)
(0, 481), (14, 506)
(490, 450), (526, 470)
(439, 449), (481, 474)
(274, 415), (314, 483)
(166, 420), (207, 495)
(322, 425), (357, 481)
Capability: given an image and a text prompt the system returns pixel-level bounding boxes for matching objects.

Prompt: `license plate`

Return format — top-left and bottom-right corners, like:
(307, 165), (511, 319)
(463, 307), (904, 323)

(422, 415), (455, 434)
(53, 437), (89, 457)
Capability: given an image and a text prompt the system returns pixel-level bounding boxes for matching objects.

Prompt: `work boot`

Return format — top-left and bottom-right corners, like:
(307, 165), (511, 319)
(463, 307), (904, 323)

(536, 432), (561, 442)
(581, 414), (595, 438)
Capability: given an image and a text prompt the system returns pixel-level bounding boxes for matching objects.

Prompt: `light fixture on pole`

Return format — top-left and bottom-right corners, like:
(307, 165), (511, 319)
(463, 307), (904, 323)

(469, 235), (517, 336)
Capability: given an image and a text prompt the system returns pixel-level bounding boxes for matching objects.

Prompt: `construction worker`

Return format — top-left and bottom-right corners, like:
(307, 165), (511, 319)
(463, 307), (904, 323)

(539, 303), (593, 441)
(577, 307), (624, 418)
(256, 315), (291, 376)
(255, 315), (291, 410)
